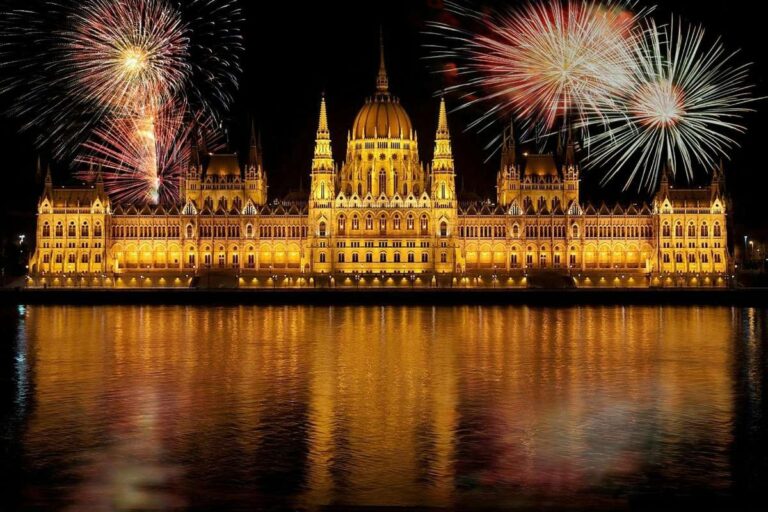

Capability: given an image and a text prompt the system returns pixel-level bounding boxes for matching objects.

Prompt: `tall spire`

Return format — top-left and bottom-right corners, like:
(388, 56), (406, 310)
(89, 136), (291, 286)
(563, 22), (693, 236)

(501, 118), (517, 169)
(248, 119), (263, 170)
(564, 124), (577, 168)
(436, 95), (450, 140)
(376, 28), (389, 95)
(312, 94), (334, 172)
(433, 96), (454, 172)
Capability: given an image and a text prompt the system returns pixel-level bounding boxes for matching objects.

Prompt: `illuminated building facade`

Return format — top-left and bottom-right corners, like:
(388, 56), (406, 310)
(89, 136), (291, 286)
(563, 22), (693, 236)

(27, 42), (731, 289)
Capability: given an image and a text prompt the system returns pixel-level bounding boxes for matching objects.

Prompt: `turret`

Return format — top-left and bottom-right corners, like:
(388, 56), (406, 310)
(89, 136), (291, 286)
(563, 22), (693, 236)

(431, 97), (456, 202)
(310, 94), (335, 203)
(497, 119), (520, 207)
(183, 130), (202, 204)
(562, 125), (579, 204)
(245, 120), (268, 205)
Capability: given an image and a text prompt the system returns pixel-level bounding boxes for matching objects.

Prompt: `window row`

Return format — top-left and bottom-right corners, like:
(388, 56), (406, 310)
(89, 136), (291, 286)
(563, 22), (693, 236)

(662, 222), (722, 238)
(42, 222), (103, 238)
(662, 252), (723, 264)
(334, 252), (433, 264)
(112, 225), (180, 239)
(41, 253), (103, 264)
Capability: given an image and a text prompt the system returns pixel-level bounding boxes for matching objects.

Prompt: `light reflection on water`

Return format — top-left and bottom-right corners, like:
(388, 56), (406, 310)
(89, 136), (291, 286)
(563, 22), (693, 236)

(0, 305), (766, 510)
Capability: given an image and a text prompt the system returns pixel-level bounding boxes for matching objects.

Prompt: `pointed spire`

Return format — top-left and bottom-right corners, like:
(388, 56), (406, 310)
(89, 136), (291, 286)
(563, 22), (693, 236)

(317, 92), (330, 137)
(312, 94), (334, 172)
(436, 95), (450, 140)
(44, 163), (52, 187)
(564, 124), (577, 168)
(248, 119), (263, 170)
(376, 28), (389, 95)
(95, 165), (104, 192)
(501, 117), (517, 169)
(189, 127), (201, 171)
(433, 97), (454, 172)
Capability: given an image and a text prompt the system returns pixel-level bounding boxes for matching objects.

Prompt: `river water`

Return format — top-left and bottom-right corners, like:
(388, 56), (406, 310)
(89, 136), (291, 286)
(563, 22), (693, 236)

(1, 305), (766, 510)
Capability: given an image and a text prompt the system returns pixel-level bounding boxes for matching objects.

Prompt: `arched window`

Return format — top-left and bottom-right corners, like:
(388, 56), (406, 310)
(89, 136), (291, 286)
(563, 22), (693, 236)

(512, 224), (519, 238)
(379, 169), (386, 195)
(379, 215), (387, 234)
(246, 224), (254, 238)
(357, 183), (363, 197)
(393, 215), (401, 230)
(407, 215), (414, 230)
(701, 223), (709, 237)
(688, 223), (696, 237)
(81, 222), (89, 237)
(572, 224), (579, 238)
(320, 182), (326, 199)
(42, 223), (50, 237)
(94, 223), (102, 237)
(338, 215), (346, 233)
(675, 223), (683, 237)
(403, 183), (408, 196)
(440, 182), (446, 199)
(394, 252), (401, 263)
(420, 215), (429, 235)
(68, 222), (76, 237)
(365, 215), (373, 230)
(714, 223), (722, 237)
(380, 252), (387, 263)
(352, 215), (359, 230)
(440, 221), (448, 237)
(318, 221), (327, 237)
(663, 223), (671, 237)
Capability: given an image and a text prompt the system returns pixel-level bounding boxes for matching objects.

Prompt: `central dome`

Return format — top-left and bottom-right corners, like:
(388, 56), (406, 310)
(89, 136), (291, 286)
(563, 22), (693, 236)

(350, 32), (414, 141)
(352, 95), (413, 140)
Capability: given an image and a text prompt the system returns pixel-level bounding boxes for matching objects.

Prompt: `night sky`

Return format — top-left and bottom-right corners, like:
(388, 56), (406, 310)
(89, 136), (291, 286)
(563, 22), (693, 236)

(1, 0), (766, 242)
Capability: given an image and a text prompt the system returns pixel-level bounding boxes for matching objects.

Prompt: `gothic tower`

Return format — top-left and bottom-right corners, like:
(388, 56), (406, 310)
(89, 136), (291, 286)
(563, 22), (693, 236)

(245, 121), (268, 206)
(497, 119), (520, 208)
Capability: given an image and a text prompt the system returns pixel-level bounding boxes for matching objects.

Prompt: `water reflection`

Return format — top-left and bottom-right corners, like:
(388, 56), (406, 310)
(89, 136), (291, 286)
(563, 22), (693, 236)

(1, 305), (766, 509)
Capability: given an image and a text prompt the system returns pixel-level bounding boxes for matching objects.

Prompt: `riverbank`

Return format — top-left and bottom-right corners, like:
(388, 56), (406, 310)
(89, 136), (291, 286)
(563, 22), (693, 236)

(3, 287), (768, 306)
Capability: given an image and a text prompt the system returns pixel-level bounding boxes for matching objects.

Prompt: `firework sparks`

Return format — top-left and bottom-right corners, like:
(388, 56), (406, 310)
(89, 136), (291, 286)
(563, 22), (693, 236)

(0, 0), (243, 163)
(583, 19), (756, 189)
(76, 102), (222, 205)
(426, 0), (647, 136)
(66, 0), (189, 114)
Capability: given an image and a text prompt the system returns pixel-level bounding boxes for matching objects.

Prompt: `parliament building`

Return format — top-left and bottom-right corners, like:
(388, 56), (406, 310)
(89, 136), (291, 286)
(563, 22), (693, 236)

(27, 42), (732, 289)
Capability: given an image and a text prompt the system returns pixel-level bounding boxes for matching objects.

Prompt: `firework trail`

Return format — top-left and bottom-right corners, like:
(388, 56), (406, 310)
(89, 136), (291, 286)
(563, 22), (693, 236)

(76, 102), (223, 205)
(583, 19), (756, 189)
(426, 0), (647, 139)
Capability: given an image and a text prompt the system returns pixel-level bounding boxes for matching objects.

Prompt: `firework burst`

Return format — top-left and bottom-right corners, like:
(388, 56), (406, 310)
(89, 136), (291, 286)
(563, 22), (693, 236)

(76, 102), (222, 205)
(426, 0), (647, 137)
(583, 19), (756, 189)
(0, 0), (243, 161)
(66, 0), (189, 114)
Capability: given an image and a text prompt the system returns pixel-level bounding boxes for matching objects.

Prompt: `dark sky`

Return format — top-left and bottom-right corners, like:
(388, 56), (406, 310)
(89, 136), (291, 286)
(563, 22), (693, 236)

(1, 0), (766, 240)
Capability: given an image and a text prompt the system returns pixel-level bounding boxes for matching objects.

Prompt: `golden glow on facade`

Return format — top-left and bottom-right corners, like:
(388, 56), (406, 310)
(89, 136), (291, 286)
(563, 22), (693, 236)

(27, 41), (731, 289)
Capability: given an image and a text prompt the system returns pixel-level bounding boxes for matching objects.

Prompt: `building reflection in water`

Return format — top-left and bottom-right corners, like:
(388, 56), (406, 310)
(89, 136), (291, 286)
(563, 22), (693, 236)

(5, 305), (754, 509)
